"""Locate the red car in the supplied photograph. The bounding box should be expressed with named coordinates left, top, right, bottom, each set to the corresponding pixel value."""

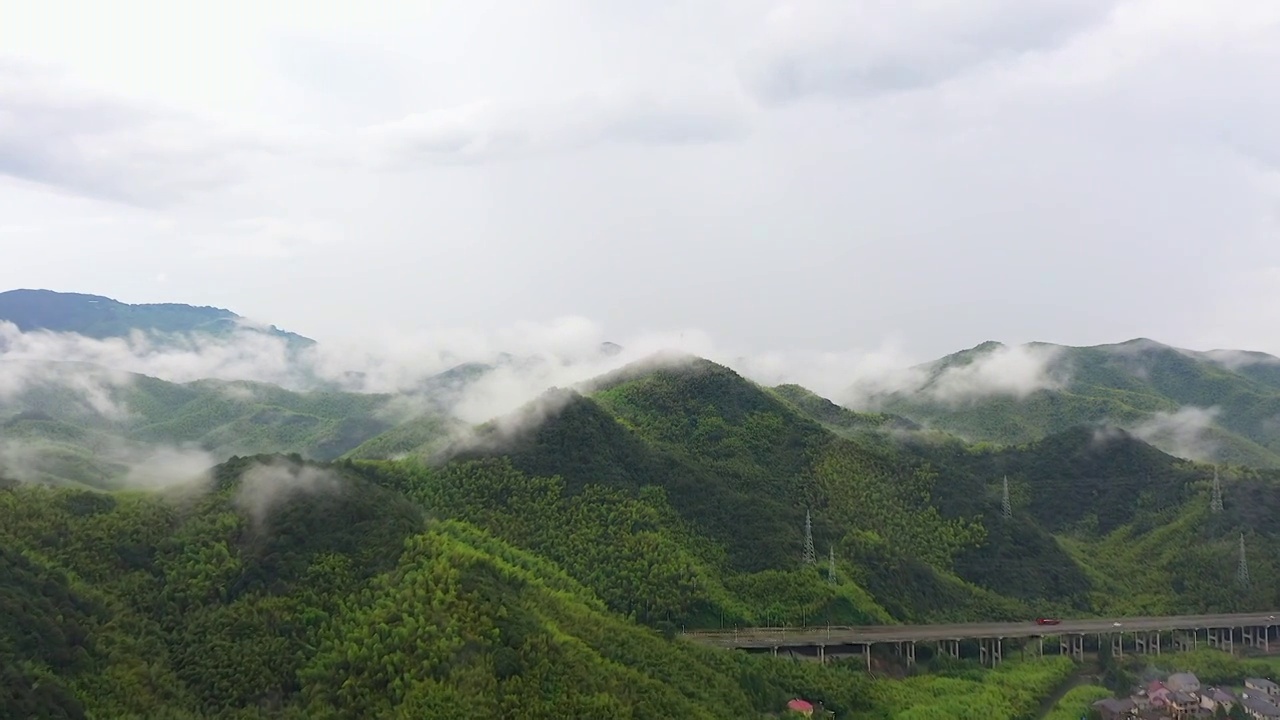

left=1035, top=617, right=1061, bottom=625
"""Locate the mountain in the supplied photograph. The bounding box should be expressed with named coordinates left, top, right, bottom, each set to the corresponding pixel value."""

left=863, top=338, right=1280, bottom=468
left=0, top=289, right=313, bottom=346
left=0, top=360, right=446, bottom=488
left=6, top=350, right=1280, bottom=717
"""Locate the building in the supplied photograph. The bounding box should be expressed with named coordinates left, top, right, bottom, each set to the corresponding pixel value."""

left=1240, top=692, right=1280, bottom=719
left=1168, top=690, right=1198, bottom=718
left=1248, top=679, right=1280, bottom=697
left=786, top=698, right=814, bottom=717
left=1167, top=673, right=1201, bottom=694
left=1092, top=697, right=1136, bottom=719
left=1202, top=687, right=1238, bottom=713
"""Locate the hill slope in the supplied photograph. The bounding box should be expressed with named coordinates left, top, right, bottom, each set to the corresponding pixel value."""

left=0, top=361, right=444, bottom=488
left=864, top=338, right=1280, bottom=468
left=0, top=289, right=313, bottom=346
left=7, top=354, right=1280, bottom=716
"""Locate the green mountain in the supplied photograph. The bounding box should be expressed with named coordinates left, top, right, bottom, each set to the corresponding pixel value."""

left=6, top=352, right=1280, bottom=717
left=864, top=338, right=1280, bottom=468
left=0, top=360, right=447, bottom=488
left=0, top=289, right=313, bottom=346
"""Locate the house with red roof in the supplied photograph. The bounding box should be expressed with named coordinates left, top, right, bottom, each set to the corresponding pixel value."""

left=786, top=698, right=814, bottom=717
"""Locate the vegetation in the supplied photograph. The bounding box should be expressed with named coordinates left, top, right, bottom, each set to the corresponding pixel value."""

left=7, top=345, right=1280, bottom=717
left=876, top=338, right=1280, bottom=468
left=0, top=288, right=312, bottom=345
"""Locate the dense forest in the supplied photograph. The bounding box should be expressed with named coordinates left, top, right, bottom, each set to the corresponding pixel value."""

left=876, top=338, right=1280, bottom=468
left=6, top=352, right=1280, bottom=717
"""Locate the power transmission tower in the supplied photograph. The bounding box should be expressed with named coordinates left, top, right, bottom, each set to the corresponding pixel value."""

left=802, top=509, right=816, bottom=565
left=827, top=546, right=837, bottom=585
left=1238, top=532, right=1250, bottom=588
left=1001, top=476, right=1012, bottom=520
left=1211, top=468, right=1224, bottom=513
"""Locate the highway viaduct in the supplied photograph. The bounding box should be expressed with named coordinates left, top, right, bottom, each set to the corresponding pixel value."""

left=683, top=612, right=1280, bottom=670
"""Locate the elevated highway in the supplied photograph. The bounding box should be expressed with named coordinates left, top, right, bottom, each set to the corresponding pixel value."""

left=683, top=612, right=1280, bottom=667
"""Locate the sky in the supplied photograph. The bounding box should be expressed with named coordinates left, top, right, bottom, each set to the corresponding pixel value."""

left=2, top=0, right=1280, bottom=362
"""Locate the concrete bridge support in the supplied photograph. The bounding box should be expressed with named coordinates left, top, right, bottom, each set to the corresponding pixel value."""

left=1242, top=626, right=1271, bottom=653
left=894, top=641, right=917, bottom=667
left=1109, top=633, right=1124, bottom=659
left=1059, top=634, right=1084, bottom=661
left=1023, top=636, right=1044, bottom=659
left=979, top=637, right=1004, bottom=666
left=937, top=639, right=961, bottom=659
left=1173, top=630, right=1197, bottom=652
left=1206, top=628, right=1235, bottom=654
left=1134, top=631, right=1161, bottom=655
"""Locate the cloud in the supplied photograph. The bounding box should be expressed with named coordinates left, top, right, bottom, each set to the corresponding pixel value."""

left=233, top=461, right=343, bottom=527
left=358, top=88, right=752, bottom=168
left=0, top=357, right=135, bottom=421
left=1127, top=406, right=1222, bottom=462
left=1202, top=349, right=1280, bottom=372
left=0, top=57, right=273, bottom=207
left=120, top=445, right=217, bottom=491
left=0, top=321, right=299, bottom=388
left=739, top=0, right=1119, bottom=105
left=841, top=342, right=1068, bottom=408
left=0, top=435, right=214, bottom=491
left=190, top=217, right=342, bottom=260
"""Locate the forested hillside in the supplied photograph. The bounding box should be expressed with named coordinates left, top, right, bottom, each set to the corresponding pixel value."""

left=6, top=353, right=1280, bottom=717
left=0, top=360, right=459, bottom=489
left=0, top=289, right=311, bottom=345
left=870, top=338, right=1280, bottom=468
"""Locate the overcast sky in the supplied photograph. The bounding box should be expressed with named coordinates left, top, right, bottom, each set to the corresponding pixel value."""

left=2, top=0, right=1279, bottom=361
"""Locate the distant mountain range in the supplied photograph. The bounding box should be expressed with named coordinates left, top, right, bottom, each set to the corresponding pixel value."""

left=861, top=338, right=1280, bottom=468
left=7, top=293, right=1280, bottom=717
left=0, top=288, right=314, bottom=346
left=5, top=289, right=1280, bottom=471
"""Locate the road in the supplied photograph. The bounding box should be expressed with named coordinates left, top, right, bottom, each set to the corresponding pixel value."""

left=683, top=612, right=1280, bottom=648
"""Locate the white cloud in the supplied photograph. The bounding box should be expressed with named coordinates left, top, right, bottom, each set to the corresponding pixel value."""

left=739, top=0, right=1120, bottom=104
left=841, top=342, right=1068, bottom=408
left=233, top=461, right=343, bottom=527
left=1128, top=406, right=1222, bottom=462
left=0, top=57, right=272, bottom=207
left=2, top=0, right=1280, bottom=363
left=358, top=88, right=752, bottom=169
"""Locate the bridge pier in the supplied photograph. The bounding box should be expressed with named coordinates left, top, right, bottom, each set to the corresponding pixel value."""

left=1134, top=631, right=1160, bottom=655
left=936, top=639, right=960, bottom=659
left=1207, top=628, right=1235, bottom=654
left=1173, top=630, right=1197, bottom=652
left=1241, top=625, right=1271, bottom=653
left=979, top=637, right=1004, bottom=666
left=1110, top=633, right=1123, bottom=659
left=894, top=641, right=916, bottom=667
left=1059, top=634, right=1084, bottom=661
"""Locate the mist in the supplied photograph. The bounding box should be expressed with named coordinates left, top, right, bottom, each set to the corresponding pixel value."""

left=1128, top=406, right=1222, bottom=463
left=233, top=461, right=343, bottom=527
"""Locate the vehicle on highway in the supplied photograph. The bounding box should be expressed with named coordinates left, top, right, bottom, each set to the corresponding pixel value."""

left=1035, top=617, right=1061, bottom=625
left=1113, top=622, right=1123, bottom=627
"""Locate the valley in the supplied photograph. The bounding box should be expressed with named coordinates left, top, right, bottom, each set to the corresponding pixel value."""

left=4, top=292, right=1280, bottom=718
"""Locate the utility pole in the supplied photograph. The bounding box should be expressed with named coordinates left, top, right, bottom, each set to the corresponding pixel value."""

left=802, top=509, right=816, bottom=565
left=1238, top=532, right=1250, bottom=589
left=1002, top=476, right=1012, bottom=520
left=828, top=546, right=837, bottom=585
left=1211, top=468, right=1224, bottom=513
